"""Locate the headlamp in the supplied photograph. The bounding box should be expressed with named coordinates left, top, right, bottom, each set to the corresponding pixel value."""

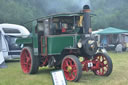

left=77, top=42, right=82, bottom=48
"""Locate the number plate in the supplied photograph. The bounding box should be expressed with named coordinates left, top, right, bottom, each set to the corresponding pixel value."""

left=88, top=62, right=93, bottom=67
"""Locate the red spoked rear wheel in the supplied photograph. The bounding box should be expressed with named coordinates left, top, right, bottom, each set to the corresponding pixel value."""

left=61, top=55, right=82, bottom=82
left=20, top=47, right=39, bottom=74
left=93, top=53, right=113, bottom=76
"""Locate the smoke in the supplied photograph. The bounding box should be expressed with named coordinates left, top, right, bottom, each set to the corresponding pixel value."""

left=39, top=0, right=91, bottom=15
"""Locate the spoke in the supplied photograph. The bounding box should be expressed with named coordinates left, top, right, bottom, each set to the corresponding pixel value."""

left=22, top=62, right=27, bottom=65
left=98, top=56, right=101, bottom=61
left=64, top=70, right=69, bottom=73
left=96, top=68, right=102, bottom=75
left=24, top=51, right=28, bottom=57
left=100, top=56, right=103, bottom=62
left=96, top=70, right=100, bottom=75
left=27, top=57, right=31, bottom=63
left=98, top=69, right=101, bottom=75
left=104, top=67, right=108, bottom=72
left=24, top=64, right=29, bottom=72
left=63, top=67, right=69, bottom=72
left=101, top=59, right=105, bottom=63
left=103, top=63, right=108, bottom=67
left=64, top=71, right=70, bottom=80
left=71, top=64, right=77, bottom=74
left=100, top=68, right=103, bottom=75
left=65, top=60, right=69, bottom=66
left=71, top=66, right=77, bottom=72
left=63, top=63, right=69, bottom=72
left=101, top=67, right=105, bottom=75
left=72, top=64, right=76, bottom=68
left=71, top=73, right=75, bottom=80
left=68, top=59, right=73, bottom=66
left=62, top=65, right=66, bottom=70
left=63, top=61, right=68, bottom=70
left=73, top=69, right=77, bottom=73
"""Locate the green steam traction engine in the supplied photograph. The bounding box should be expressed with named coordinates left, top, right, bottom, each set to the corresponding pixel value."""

left=17, top=5, right=113, bottom=81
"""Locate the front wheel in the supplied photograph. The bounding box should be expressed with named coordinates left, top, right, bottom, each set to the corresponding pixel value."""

left=93, top=53, right=113, bottom=76
left=20, top=47, right=39, bottom=74
left=61, top=55, right=82, bottom=82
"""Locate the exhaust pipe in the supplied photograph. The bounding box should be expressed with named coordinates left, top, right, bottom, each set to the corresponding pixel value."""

left=83, top=5, right=91, bottom=34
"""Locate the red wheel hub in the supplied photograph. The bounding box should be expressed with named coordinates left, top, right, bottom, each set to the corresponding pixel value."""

left=93, top=55, right=109, bottom=76
left=62, top=58, right=77, bottom=81
left=20, top=48, right=32, bottom=73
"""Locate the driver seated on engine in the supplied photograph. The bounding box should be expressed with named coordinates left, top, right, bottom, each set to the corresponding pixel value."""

left=61, top=23, right=68, bottom=33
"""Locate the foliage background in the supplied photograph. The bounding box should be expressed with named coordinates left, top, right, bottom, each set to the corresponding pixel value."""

left=0, top=0, right=127, bottom=30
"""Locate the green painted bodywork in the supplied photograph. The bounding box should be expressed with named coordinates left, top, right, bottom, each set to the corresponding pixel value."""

left=17, top=33, right=81, bottom=56
left=16, top=37, right=32, bottom=44
left=32, top=21, right=39, bottom=55
left=46, top=34, right=81, bottom=55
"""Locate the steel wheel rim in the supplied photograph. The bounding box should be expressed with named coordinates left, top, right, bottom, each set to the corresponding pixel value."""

left=94, top=55, right=109, bottom=75
left=20, top=48, right=32, bottom=73
left=62, top=58, right=77, bottom=81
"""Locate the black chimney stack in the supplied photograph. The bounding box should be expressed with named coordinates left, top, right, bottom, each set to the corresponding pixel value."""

left=83, top=5, right=91, bottom=34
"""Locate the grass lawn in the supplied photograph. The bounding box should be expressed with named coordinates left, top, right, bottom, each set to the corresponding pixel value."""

left=0, top=52, right=128, bottom=85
